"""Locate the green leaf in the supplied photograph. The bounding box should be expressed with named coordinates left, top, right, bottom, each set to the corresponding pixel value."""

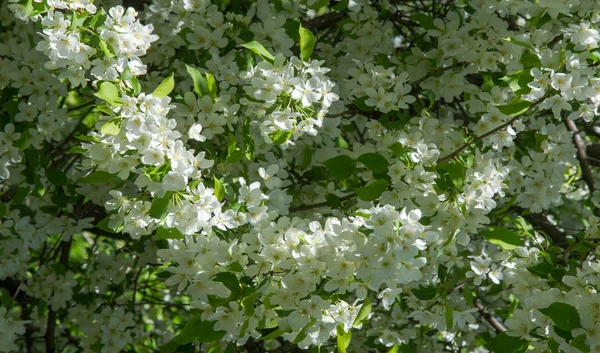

left=243, top=117, right=255, bottom=161
left=70, top=10, right=89, bottom=32
left=152, top=74, right=175, bottom=98
left=94, top=82, right=121, bottom=106
left=96, top=216, right=119, bottom=234
left=436, top=162, right=465, bottom=189
left=47, top=168, right=68, bottom=186
left=211, top=272, right=241, bottom=296
left=412, top=286, right=437, bottom=300
left=175, top=315, right=226, bottom=344
left=300, top=145, right=312, bottom=169
left=87, top=8, right=107, bottom=28
left=487, top=333, right=529, bottom=353
left=67, top=146, right=87, bottom=155
left=539, top=302, right=582, bottom=331
left=149, top=192, right=173, bottom=219
left=386, top=346, right=400, bottom=353
left=206, top=73, right=217, bottom=100
left=155, top=226, right=184, bottom=240
left=445, top=305, right=454, bottom=331
left=269, top=130, right=293, bottom=145
left=306, top=0, right=328, bottom=10
left=214, top=176, right=225, bottom=202
left=120, top=66, right=141, bottom=95
left=413, top=13, right=436, bottom=30
left=158, top=339, right=179, bottom=353
left=259, top=328, right=286, bottom=341
left=353, top=297, right=371, bottom=327
left=497, top=100, right=532, bottom=116
left=571, top=334, right=591, bottom=353
left=299, top=24, right=317, bottom=62
left=100, top=118, right=122, bottom=136
left=336, top=325, right=352, bottom=353
left=226, top=136, right=244, bottom=163
left=241, top=292, right=261, bottom=316
left=186, top=65, right=208, bottom=97
left=324, top=155, right=355, bottom=180
left=240, top=41, right=274, bottom=63
left=337, top=136, right=350, bottom=150
left=332, top=0, right=349, bottom=11
left=527, top=260, right=553, bottom=279
left=357, top=153, right=389, bottom=174
left=80, top=171, right=117, bottom=184
left=481, top=227, right=523, bottom=250
left=354, top=180, right=388, bottom=201
left=353, top=96, right=375, bottom=111
left=389, top=142, right=409, bottom=158
left=462, top=284, right=473, bottom=306
left=325, top=194, right=342, bottom=208
left=503, top=36, right=533, bottom=50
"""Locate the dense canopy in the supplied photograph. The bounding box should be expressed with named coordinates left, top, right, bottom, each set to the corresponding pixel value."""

left=2, top=0, right=600, bottom=352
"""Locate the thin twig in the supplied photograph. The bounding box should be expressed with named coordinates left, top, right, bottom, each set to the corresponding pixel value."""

left=439, top=97, right=546, bottom=162
left=411, top=62, right=469, bottom=87
left=289, top=193, right=356, bottom=213
left=352, top=121, right=366, bottom=144
left=45, top=239, right=72, bottom=353
left=130, top=264, right=145, bottom=316
left=565, top=119, right=596, bottom=193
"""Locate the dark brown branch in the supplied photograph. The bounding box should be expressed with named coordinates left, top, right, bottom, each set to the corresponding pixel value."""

left=45, top=239, right=72, bottom=353
left=524, top=213, right=569, bottom=248
left=289, top=193, right=356, bottom=213
left=473, top=298, right=507, bottom=333
left=565, top=119, right=596, bottom=193
left=303, top=10, right=348, bottom=32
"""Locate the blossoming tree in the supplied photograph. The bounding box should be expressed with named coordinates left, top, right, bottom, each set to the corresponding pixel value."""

left=2, top=0, right=600, bottom=352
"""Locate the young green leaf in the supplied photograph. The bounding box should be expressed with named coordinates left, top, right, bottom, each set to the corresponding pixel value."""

left=240, top=41, right=275, bottom=63
left=186, top=65, right=208, bottom=97
left=299, top=24, right=317, bottom=62
left=206, top=73, right=217, bottom=99
left=353, top=297, right=372, bottom=327
left=100, top=118, right=122, bottom=136
left=152, top=74, right=175, bottom=98
left=213, top=176, right=225, bottom=202
left=94, top=82, right=121, bottom=106
left=336, top=325, right=352, bottom=353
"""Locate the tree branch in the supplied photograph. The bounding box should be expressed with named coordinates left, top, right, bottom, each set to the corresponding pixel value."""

left=524, top=213, right=569, bottom=248
left=473, top=298, right=507, bottom=333
left=45, top=239, right=72, bottom=353
left=565, top=119, right=596, bottom=193
left=303, top=10, right=348, bottom=32
left=289, top=193, right=356, bottom=213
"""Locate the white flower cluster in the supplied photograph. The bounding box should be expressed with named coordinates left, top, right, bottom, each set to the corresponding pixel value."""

left=0, top=307, right=28, bottom=353
left=36, top=5, right=157, bottom=87
left=88, top=91, right=218, bottom=238
left=346, top=61, right=415, bottom=113
left=241, top=54, right=339, bottom=146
